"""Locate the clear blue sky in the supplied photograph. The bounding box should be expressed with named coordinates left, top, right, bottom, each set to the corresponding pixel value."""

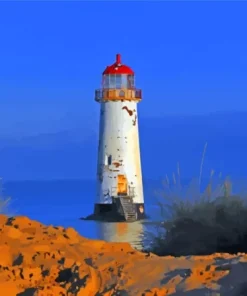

left=0, top=1, right=247, bottom=137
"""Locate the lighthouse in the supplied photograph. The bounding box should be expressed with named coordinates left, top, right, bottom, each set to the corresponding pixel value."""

left=93, top=54, right=145, bottom=222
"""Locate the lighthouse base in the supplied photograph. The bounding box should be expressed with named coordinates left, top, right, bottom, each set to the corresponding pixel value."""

left=81, top=202, right=146, bottom=222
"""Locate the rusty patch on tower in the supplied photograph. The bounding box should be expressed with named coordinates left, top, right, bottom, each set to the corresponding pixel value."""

left=122, top=106, right=133, bottom=116
left=112, top=162, right=121, bottom=168
left=132, top=115, right=137, bottom=126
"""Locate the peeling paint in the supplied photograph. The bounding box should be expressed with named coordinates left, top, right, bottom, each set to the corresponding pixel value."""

left=122, top=106, right=133, bottom=116
left=132, top=115, right=137, bottom=126
left=108, top=169, right=120, bottom=172
left=103, top=190, right=110, bottom=197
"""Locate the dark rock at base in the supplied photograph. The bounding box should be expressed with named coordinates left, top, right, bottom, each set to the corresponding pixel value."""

left=80, top=212, right=150, bottom=222
left=80, top=212, right=125, bottom=222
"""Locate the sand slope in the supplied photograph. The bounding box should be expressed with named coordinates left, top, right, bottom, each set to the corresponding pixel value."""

left=0, top=215, right=247, bottom=296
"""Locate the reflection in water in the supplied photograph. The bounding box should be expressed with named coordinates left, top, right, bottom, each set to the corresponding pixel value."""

left=97, top=221, right=145, bottom=250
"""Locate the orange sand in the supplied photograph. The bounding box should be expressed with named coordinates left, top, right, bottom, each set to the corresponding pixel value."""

left=0, top=214, right=246, bottom=295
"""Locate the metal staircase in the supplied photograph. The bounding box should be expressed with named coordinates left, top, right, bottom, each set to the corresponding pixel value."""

left=110, top=186, right=138, bottom=222
left=119, top=196, right=137, bottom=222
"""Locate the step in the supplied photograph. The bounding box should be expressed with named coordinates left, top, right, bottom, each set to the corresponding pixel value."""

left=126, top=216, right=136, bottom=219
left=124, top=211, right=136, bottom=215
left=121, top=204, right=134, bottom=208
left=126, top=214, right=136, bottom=218
left=121, top=202, right=133, bottom=206
left=121, top=206, right=135, bottom=210
left=122, top=207, right=135, bottom=211
left=125, top=212, right=136, bottom=216
left=121, top=201, right=132, bottom=205
left=122, top=205, right=134, bottom=209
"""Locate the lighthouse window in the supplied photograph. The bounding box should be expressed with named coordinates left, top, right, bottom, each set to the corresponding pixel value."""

left=109, top=75, right=115, bottom=89
left=108, top=155, right=112, bottom=165
left=128, top=75, right=134, bottom=88
left=116, top=75, right=122, bottom=89
left=103, top=75, right=110, bottom=89
left=121, top=75, right=128, bottom=88
left=105, top=154, right=112, bottom=166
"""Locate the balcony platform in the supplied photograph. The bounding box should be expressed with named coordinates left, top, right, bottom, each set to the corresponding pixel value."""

left=95, top=88, right=142, bottom=102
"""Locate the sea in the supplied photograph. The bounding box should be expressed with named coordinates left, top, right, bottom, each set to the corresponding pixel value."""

left=2, top=178, right=247, bottom=250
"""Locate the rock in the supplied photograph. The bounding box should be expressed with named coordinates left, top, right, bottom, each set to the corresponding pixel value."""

left=0, top=214, right=247, bottom=295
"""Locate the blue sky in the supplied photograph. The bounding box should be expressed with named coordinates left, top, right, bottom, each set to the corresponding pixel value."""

left=0, top=1, right=247, bottom=137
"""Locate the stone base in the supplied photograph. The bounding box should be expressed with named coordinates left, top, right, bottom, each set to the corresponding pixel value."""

left=81, top=203, right=146, bottom=222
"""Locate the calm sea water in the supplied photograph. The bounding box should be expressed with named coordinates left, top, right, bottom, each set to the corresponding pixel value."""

left=3, top=179, right=165, bottom=250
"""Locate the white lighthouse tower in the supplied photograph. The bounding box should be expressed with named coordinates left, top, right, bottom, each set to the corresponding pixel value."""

left=94, top=54, right=145, bottom=222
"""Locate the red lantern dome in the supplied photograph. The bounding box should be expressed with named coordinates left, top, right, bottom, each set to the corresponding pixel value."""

left=102, top=54, right=134, bottom=75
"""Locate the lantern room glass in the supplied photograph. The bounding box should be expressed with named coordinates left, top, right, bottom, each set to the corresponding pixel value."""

left=102, top=74, right=135, bottom=89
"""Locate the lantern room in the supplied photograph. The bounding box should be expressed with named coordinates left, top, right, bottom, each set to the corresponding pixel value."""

left=102, top=54, right=135, bottom=89
left=95, top=54, right=142, bottom=102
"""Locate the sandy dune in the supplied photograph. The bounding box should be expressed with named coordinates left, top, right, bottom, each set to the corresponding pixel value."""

left=0, top=214, right=247, bottom=296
